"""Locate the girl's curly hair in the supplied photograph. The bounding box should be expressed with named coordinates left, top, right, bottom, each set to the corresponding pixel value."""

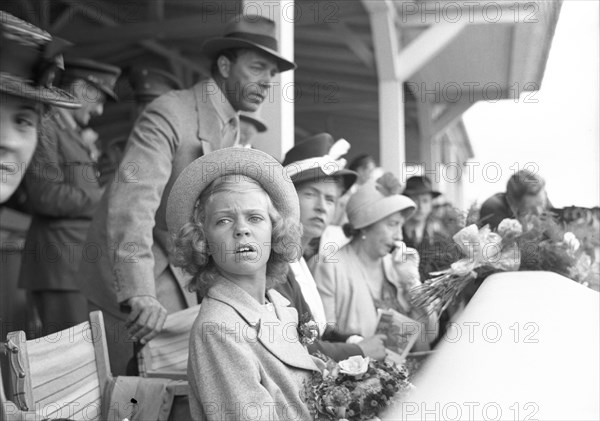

left=172, top=175, right=302, bottom=297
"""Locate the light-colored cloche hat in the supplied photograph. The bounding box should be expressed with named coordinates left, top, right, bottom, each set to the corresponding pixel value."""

left=0, top=11, right=79, bottom=109
left=201, top=14, right=296, bottom=72
left=283, top=133, right=358, bottom=194
left=347, top=173, right=416, bottom=230
left=166, top=148, right=299, bottom=236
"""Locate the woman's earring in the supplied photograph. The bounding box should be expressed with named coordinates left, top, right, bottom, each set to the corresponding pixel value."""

left=361, top=234, right=366, bottom=240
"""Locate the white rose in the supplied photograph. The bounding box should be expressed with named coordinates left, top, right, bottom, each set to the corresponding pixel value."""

left=497, top=219, right=523, bottom=237
left=338, top=356, right=370, bottom=376
left=563, top=232, right=580, bottom=252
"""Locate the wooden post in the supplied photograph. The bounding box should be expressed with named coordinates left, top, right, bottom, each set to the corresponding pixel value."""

left=363, top=0, right=405, bottom=177
left=246, top=0, right=296, bottom=161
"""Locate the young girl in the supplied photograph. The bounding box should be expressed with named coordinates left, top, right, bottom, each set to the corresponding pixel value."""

left=166, top=148, right=322, bottom=421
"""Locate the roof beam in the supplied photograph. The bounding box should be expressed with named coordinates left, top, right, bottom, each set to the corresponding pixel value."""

left=149, top=0, right=165, bottom=21
left=296, top=102, right=377, bottom=113
left=432, top=99, right=475, bottom=139
left=396, top=1, right=546, bottom=27
left=362, top=0, right=406, bottom=177
left=396, top=21, right=467, bottom=82
left=60, top=16, right=223, bottom=45
left=326, top=21, right=375, bottom=70
left=58, top=0, right=207, bottom=77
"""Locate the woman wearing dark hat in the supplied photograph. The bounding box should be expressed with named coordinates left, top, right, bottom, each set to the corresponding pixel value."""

left=167, top=148, right=321, bottom=420
left=312, top=173, right=439, bottom=351
left=0, top=11, right=79, bottom=203
left=281, top=133, right=388, bottom=362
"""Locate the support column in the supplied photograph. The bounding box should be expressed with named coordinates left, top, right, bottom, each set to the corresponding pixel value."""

left=362, top=0, right=405, bottom=178
left=248, top=0, right=295, bottom=161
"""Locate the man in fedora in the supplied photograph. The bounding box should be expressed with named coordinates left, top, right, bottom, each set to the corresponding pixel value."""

left=279, top=133, right=388, bottom=361
left=79, top=13, right=296, bottom=374
left=18, top=58, right=120, bottom=335
left=97, top=66, right=183, bottom=186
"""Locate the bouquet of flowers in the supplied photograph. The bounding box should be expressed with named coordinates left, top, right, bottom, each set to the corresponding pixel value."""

left=303, top=354, right=413, bottom=421
left=412, top=215, right=599, bottom=315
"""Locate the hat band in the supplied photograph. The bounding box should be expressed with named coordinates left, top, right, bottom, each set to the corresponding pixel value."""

left=285, top=138, right=350, bottom=179
left=226, top=32, right=278, bottom=52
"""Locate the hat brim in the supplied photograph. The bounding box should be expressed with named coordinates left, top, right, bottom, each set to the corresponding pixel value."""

left=202, top=38, right=296, bottom=72
left=403, top=187, right=441, bottom=198
left=350, top=195, right=416, bottom=230
left=0, top=76, right=80, bottom=109
left=166, top=148, right=299, bottom=236
left=85, top=80, right=118, bottom=102
left=290, top=167, right=357, bottom=195
left=240, top=117, right=267, bottom=133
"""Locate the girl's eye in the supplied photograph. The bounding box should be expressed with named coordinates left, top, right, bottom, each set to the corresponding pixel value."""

left=15, top=113, right=37, bottom=130
left=249, top=215, right=264, bottom=223
left=216, top=219, right=231, bottom=226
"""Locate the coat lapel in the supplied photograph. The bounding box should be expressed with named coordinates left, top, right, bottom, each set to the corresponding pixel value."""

left=193, top=80, right=226, bottom=144
left=208, top=279, right=320, bottom=373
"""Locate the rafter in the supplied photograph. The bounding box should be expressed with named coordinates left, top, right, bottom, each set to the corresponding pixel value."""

left=62, top=16, right=223, bottom=45
left=58, top=0, right=207, bottom=77
left=326, top=21, right=375, bottom=70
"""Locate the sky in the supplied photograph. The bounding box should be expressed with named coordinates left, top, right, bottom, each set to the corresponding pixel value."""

left=462, top=0, right=600, bottom=209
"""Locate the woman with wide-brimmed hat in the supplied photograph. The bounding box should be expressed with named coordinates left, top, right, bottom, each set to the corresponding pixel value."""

left=0, top=11, right=79, bottom=203
left=167, top=148, right=322, bottom=420
left=312, top=172, right=439, bottom=352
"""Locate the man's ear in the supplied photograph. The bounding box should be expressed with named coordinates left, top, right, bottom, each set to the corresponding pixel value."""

left=217, top=55, right=232, bottom=79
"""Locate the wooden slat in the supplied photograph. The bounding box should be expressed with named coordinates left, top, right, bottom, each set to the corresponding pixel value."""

left=89, top=311, right=111, bottom=398
left=139, top=305, right=199, bottom=378
left=24, top=321, right=102, bottom=420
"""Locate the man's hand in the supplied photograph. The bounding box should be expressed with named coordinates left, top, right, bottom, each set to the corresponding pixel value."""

left=357, top=334, right=388, bottom=360
left=125, top=296, right=167, bottom=344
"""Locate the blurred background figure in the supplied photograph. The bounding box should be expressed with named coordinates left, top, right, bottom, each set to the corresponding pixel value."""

left=239, top=111, right=267, bottom=147
left=97, top=67, right=182, bottom=186
left=479, top=169, right=552, bottom=230
left=402, top=176, right=461, bottom=281
left=331, top=153, right=378, bottom=226
left=349, top=154, right=377, bottom=186
left=18, top=58, right=120, bottom=336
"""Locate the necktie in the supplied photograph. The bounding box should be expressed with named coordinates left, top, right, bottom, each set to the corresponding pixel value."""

left=222, top=117, right=240, bottom=148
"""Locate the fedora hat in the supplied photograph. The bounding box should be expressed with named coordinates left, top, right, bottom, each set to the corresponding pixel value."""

left=283, top=133, right=357, bottom=194
left=0, top=11, right=79, bottom=109
left=63, top=58, right=121, bottom=101
left=128, top=67, right=182, bottom=103
left=402, top=176, right=441, bottom=198
left=347, top=173, right=416, bottom=230
left=240, top=111, right=267, bottom=133
left=201, top=14, right=296, bottom=72
left=167, top=148, right=299, bottom=236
